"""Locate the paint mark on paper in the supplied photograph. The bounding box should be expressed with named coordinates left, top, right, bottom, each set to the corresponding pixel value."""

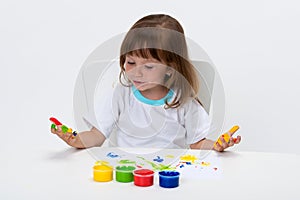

left=201, top=161, right=211, bottom=167
left=106, top=152, right=120, bottom=158
left=165, top=155, right=174, bottom=158
left=180, top=155, right=197, bottom=163
left=153, top=156, right=164, bottom=163
left=137, top=156, right=174, bottom=171
left=118, top=159, right=136, bottom=164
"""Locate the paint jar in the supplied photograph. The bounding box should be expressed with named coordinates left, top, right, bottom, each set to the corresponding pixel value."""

left=158, top=171, right=180, bottom=188
left=115, top=166, right=136, bottom=183
left=133, top=169, right=154, bottom=187
left=93, top=164, right=113, bottom=182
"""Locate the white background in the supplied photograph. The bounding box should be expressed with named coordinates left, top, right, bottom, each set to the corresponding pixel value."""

left=1, top=0, right=299, bottom=154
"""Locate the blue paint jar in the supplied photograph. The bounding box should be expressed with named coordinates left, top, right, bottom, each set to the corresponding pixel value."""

left=158, top=171, right=180, bottom=188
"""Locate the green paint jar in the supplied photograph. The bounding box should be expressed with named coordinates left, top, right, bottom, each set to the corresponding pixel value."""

left=115, top=166, right=136, bottom=183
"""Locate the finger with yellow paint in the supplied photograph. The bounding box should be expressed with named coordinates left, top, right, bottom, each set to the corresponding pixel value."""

left=215, top=125, right=240, bottom=146
left=228, top=125, right=239, bottom=136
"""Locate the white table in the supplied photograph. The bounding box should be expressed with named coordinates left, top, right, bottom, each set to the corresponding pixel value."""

left=1, top=146, right=299, bottom=200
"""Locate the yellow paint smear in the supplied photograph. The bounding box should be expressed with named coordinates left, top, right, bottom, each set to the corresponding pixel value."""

left=180, top=155, right=197, bottom=163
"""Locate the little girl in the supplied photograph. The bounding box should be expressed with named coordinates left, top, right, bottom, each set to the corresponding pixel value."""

left=51, top=14, right=241, bottom=152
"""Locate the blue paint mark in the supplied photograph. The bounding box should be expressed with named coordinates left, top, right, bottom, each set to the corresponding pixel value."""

left=186, top=162, right=192, bottom=165
left=106, top=152, right=119, bottom=158
left=153, top=156, right=164, bottom=163
left=179, top=164, right=184, bottom=168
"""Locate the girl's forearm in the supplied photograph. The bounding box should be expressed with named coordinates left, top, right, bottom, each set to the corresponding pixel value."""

left=190, top=138, right=215, bottom=150
left=72, top=128, right=106, bottom=149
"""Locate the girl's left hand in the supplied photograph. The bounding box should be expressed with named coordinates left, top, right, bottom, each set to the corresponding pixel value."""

left=213, top=134, right=241, bottom=152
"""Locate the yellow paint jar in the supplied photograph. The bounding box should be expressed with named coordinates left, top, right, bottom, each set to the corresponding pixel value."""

left=93, top=164, right=113, bottom=182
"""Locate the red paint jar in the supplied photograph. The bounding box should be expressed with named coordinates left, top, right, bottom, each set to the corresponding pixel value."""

left=133, top=169, right=154, bottom=187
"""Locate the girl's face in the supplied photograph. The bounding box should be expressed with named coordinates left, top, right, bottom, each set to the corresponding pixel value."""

left=124, top=55, right=170, bottom=93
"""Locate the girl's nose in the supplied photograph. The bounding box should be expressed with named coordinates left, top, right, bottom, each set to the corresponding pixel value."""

left=134, top=65, right=143, bottom=77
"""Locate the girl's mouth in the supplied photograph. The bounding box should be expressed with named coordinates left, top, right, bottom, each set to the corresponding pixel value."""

left=133, top=80, right=145, bottom=85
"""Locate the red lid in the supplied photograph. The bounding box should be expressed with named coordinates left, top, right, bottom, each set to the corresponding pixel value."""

left=134, top=169, right=154, bottom=176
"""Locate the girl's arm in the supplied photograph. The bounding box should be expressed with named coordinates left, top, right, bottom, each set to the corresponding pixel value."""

left=190, top=138, right=215, bottom=150
left=191, top=125, right=241, bottom=151
left=51, top=126, right=106, bottom=149
left=190, top=136, right=241, bottom=152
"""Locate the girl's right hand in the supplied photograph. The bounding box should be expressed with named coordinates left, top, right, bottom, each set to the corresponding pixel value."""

left=51, top=125, right=77, bottom=147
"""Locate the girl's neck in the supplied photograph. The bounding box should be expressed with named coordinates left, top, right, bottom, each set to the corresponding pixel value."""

left=139, top=86, right=169, bottom=100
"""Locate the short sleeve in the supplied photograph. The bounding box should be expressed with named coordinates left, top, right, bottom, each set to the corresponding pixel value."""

left=83, top=84, right=123, bottom=138
left=184, top=99, right=211, bottom=144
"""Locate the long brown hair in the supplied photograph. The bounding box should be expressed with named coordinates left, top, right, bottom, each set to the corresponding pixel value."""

left=119, top=14, right=200, bottom=108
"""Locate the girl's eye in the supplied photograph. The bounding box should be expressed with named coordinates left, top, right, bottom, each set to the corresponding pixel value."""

left=127, top=61, right=135, bottom=65
left=144, top=65, right=153, bottom=69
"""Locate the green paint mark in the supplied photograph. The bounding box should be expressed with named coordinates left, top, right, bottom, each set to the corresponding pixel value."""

left=137, top=156, right=175, bottom=171
left=61, top=125, right=69, bottom=133
left=118, top=159, right=136, bottom=164
left=165, top=155, right=175, bottom=158
left=51, top=124, right=56, bottom=130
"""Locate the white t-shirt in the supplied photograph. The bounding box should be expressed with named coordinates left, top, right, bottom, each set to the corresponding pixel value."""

left=85, top=83, right=210, bottom=149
